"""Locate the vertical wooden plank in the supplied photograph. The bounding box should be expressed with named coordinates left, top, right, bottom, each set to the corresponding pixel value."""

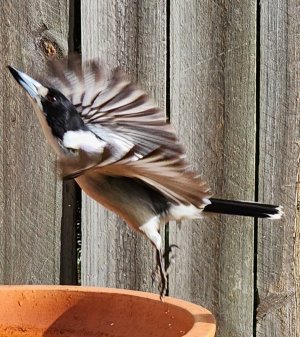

left=257, top=0, right=300, bottom=335
left=0, top=1, right=69, bottom=284
left=81, top=1, right=166, bottom=292
left=296, top=167, right=300, bottom=337
left=60, top=181, right=79, bottom=285
left=60, top=0, right=81, bottom=286
left=169, top=1, right=256, bottom=336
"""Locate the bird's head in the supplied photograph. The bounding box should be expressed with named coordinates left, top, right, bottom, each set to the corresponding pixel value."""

left=8, top=65, right=59, bottom=109
left=8, top=65, right=105, bottom=156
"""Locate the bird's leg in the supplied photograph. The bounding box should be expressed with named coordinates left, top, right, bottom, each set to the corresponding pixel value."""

left=151, top=245, right=180, bottom=298
left=151, top=257, right=160, bottom=284
left=155, top=248, right=168, bottom=299
left=140, top=217, right=176, bottom=298
left=150, top=246, right=167, bottom=293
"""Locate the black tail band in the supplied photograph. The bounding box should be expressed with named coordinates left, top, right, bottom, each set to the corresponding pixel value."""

left=203, top=198, right=283, bottom=219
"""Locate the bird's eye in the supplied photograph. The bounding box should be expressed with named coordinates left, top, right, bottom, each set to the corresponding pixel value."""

left=47, top=93, right=57, bottom=103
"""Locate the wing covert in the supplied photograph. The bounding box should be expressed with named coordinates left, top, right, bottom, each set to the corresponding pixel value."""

left=46, top=56, right=211, bottom=207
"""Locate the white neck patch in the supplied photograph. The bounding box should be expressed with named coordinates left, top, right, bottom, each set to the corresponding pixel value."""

left=63, top=130, right=106, bottom=154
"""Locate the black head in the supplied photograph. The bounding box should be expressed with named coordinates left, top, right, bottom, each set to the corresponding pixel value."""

left=8, top=65, right=86, bottom=140
left=40, top=87, right=86, bottom=139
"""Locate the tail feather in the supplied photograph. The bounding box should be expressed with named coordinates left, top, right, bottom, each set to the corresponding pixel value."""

left=204, top=198, right=283, bottom=219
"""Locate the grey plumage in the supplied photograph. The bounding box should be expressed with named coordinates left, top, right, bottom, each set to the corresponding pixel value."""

left=8, top=57, right=283, bottom=297
left=46, top=57, right=211, bottom=209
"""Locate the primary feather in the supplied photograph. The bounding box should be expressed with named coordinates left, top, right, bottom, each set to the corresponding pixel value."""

left=8, top=58, right=283, bottom=298
left=46, top=57, right=211, bottom=208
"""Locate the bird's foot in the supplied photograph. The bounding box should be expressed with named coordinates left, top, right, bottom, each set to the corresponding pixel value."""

left=151, top=249, right=167, bottom=298
left=151, top=244, right=180, bottom=300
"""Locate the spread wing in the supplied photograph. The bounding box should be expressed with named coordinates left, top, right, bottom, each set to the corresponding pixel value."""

left=47, top=56, right=211, bottom=207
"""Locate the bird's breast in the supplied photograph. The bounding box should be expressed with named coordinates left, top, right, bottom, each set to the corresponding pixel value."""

left=75, top=173, right=168, bottom=232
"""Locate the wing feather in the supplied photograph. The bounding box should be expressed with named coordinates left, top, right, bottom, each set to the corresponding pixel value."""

left=47, top=56, right=211, bottom=206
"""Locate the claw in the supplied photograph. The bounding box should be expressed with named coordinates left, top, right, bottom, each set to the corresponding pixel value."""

left=163, top=244, right=180, bottom=258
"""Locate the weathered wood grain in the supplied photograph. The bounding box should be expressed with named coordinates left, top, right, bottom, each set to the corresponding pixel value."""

left=0, top=0, right=69, bottom=284
left=80, top=0, right=166, bottom=292
left=257, top=1, right=300, bottom=336
left=169, top=1, right=256, bottom=336
left=1, top=2, right=297, bottom=335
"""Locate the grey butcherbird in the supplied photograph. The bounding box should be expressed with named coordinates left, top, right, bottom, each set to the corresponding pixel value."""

left=8, top=58, right=283, bottom=297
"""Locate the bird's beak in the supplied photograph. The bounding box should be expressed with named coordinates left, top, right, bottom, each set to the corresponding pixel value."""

left=8, top=66, right=48, bottom=101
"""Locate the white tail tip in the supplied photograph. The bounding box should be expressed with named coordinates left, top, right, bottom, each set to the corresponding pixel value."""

left=268, top=206, right=284, bottom=219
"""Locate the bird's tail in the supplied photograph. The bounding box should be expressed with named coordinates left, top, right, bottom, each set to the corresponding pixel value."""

left=203, top=198, right=283, bottom=219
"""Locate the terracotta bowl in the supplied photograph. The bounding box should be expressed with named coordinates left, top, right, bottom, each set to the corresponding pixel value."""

left=0, top=286, right=215, bottom=337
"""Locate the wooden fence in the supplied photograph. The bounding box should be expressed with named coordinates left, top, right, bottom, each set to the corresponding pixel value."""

left=0, top=1, right=299, bottom=336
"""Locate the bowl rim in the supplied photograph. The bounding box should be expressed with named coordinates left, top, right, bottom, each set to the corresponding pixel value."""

left=0, top=285, right=216, bottom=337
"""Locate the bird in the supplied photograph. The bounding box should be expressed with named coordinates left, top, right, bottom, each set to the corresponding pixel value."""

left=8, top=57, right=283, bottom=297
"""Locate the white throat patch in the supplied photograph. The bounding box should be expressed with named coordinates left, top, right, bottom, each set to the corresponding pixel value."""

left=63, top=130, right=106, bottom=154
